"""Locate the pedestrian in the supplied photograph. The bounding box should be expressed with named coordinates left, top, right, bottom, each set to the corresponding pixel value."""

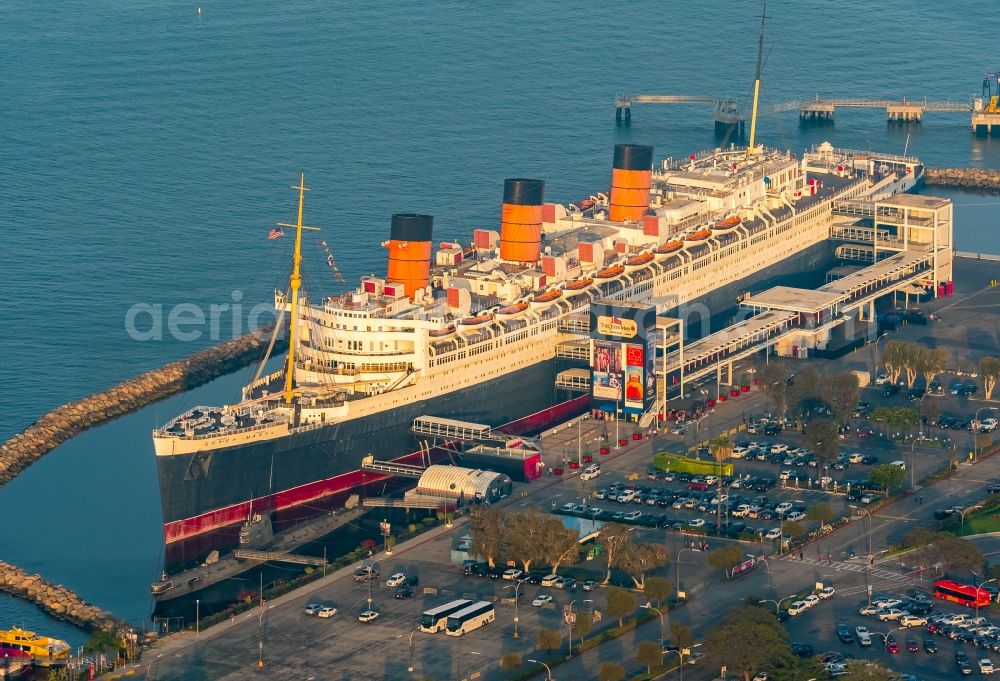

left=919, top=495, right=923, bottom=504
left=827, top=551, right=832, bottom=564
left=817, top=547, right=822, bottom=560
left=799, top=549, right=804, bottom=561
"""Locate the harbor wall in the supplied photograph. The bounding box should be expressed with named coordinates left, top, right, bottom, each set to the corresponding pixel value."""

left=924, top=167, right=1000, bottom=191
left=0, top=326, right=285, bottom=489
left=0, top=560, right=127, bottom=632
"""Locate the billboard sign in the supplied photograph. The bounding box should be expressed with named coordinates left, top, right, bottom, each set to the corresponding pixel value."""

left=624, top=343, right=644, bottom=409
left=592, top=340, right=622, bottom=401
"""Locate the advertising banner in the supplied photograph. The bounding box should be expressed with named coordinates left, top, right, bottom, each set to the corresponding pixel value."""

left=624, top=344, right=644, bottom=409
left=592, top=340, right=622, bottom=401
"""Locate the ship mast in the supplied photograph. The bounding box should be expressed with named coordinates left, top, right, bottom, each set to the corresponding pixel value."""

left=746, top=3, right=767, bottom=158
left=278, top=174, right=320, bottom=404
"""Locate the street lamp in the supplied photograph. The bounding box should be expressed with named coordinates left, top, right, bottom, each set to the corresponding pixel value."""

left=567, top=599, right=592, bottom=656
left=407, top=626, right=419, bottom=673
left=196, top=599, right=200, bottom=638
left=676, top=547, right=695, bottom=599
left=976, top=578, right=997, bottom=621
left=640, top=603, right=665, bottom=651
left=528, top=658, right=553, bottom=681
left=758, top=594, right=797, bottom=616
left=974, top=407, right=998, bottom=461
left=871, top=332, right=889, bottom=376
left=850, top=504, right=874, bottom=604
left=872, top=627, right=905, bottom=653
left=504, top=579, right=527, bottom=639
left=663, top=643, right=702, bottom=681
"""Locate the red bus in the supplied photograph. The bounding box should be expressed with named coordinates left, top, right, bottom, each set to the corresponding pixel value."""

left=933, top=579, right=992, bottom=608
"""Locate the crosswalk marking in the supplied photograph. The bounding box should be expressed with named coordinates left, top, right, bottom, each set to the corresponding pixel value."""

left=792, top=557, right=915, bottom=582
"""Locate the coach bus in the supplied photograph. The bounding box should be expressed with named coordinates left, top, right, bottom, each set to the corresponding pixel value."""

left=419, top=599, right=473, bottom=633
left=933, top=579, right=992, bottom=608
left=445, top=601, right=495, bottom=637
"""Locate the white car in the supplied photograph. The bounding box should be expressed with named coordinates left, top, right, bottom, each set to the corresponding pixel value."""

left=848, top=452, right=864, bottom=463
left=317, top=606, right=338, bottom=618
left=856, top=626, right=872, bottom=646
left=541, top=574, right=561, bottom=587
left=731, top=505, right=751, bottom=518
left=385, top=573, right=407, bottom=588
left=771, top=443, right=789, bottom=454
left=304, top=603, right=323, bottom=615
left=502, top=568, right=524, bottom=581
left=877, top=608, right=906, bottom=621
left=775, top=501, right=793, bottom=514
left=899, top=614, right=927, bottom=627
left=981, top=418, right=998, bottom=433
left=980, top=658, right=995, bottom=675
left=764, top=528, right=782, bottom=540
left=787, top=601, right=808, bottom=616
left=874, top=597, right=903, bottom=609
left=358, top=610, right=380, bottom=623
left=688, top=518, right=705, bottom=528
left=786, top=511, right=806, bottom=522
left=704, top=475, right=719, bottom=485
left=802, top=595, right=820, bottom=608
left=943, top=613, right=969, bottom=625
left=859, top=605, right=879, bottom=616
left=580, top=469, right=601, bottom=481
left=818, top=587, right=836, bottom=599
left=532, top=594, right=553, bottom=607
left=778, top=470, right=792, bottom=481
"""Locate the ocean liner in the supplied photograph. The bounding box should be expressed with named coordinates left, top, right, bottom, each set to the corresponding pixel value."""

left=152, top=139, right=923, bottom=564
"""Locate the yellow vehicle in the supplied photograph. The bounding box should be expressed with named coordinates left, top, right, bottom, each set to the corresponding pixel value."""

left=0, top=627, right=71, bottom=665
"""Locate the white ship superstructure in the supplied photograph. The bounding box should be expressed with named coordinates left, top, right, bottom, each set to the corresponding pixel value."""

left=154, top=142, right=923, bottom=458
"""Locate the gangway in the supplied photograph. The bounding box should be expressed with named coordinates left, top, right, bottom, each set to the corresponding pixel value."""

left=234, top=549, right=326, bottom=567
left=360, top=454, right=426, bottom=478
left=412, top=416, right=492, bottom=441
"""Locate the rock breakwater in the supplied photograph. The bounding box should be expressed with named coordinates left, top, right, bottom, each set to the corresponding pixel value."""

left=0, top=560, right=125, bottom=631
left=925, top=167, right=1000, bottom=191
left=0, top=326, right=285, bottom=488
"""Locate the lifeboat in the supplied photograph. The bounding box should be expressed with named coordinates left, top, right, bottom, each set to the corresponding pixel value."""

left=712, top=216, right=742, bottom=231
left=578, top=198, right=595, bottom=209
left=458, top=314, right=494, bottom=330
left=428, top=326, right=456, bottom=339
left=594, top=265, right=625, bottom=279
left=530, top=289, right=562, bottom=308
left=495, top=302, right=529, bottom=318
left=562, top=278, right=594, bottom=295
left=684, top=229, right=712, bottom=242
left=654, top=240, right=684, bottom=260
left=624, top=252, right=655, bottom=271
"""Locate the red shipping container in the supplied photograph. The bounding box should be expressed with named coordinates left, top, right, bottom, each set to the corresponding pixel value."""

left=473, top=229, right=492, bottom=249
left=579, top=242, right=594, bottom=263
left=643, top=215, right=660, bottom=236
left=615, top=241, right=627, bottom=254
left=541, top=203, right=556, bottom=223
left=541, top=256, right=556, bottom=276
left=447, top=287, right=460, bottom=307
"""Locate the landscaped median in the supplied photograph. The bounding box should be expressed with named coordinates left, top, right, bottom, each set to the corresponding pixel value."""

left=652, top=453, right=733, bottom=477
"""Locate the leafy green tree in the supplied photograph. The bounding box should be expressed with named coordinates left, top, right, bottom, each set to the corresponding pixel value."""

left=574, top=609, right=593, bottom=645
left=917, top=533, right=984, bottom=575
left=905, top=344, right=928, bottom=388
left=538, top=513, right=582, bottom=574
left=537, top=627, right=562, bottom=653
left=870, top=464, right=905, bottom=496
left=637, top=640, right=664, bottom=673
left=84, top=629, right=122, bottom=657
left=618, top=543, right=669, bottom=589
left=981, top=357, right=1000, bottom=400
left=782, top=520, right=805, bottom=538
left=801, top=417, right=839, bottom=479
left=505, top=508, right=551, bottom=573
left=922, top=346, right=948, bottom=386
left=670, top=622, right=694, bottom=649
left=468, top=506, right=506, bottom=567
left=805, top=503, right=833, bottom=529
left=710, top=434, right=733, bottom=531
left=606, top=586, right=637, bottom=628
left=705, top=606, right=792, bottom=681
left=644, top=576, right=672, bottom=607
left=598, top=523, right=634, bottom=584
left=708, top=545, right=744, bottom=575
left=789, top=367, right=822, bottom=419
left=759, top=364, right=789, bottom=417
left=827, top=372, right=861, bottom=424
left=882, top=341, right=907, bottom=384
left=500, top=653, right=522, bottom=669
left=598, top=661, right=626, bottom=681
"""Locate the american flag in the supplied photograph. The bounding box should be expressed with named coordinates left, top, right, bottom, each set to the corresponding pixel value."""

left=267, top=228, right=285, bottom=240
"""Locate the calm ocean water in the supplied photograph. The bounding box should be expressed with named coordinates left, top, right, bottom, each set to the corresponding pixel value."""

left=1, top=0, right=999, bottom=640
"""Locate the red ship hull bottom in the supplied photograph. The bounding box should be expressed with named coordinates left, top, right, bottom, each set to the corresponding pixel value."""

left=163, top=395, right=589, bottom=545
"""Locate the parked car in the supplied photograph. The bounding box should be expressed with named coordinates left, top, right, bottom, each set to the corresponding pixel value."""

left=886, top=635, right=900, bottom=654
left=836, top=624, right=854, bottom=644
left=856, top=626, right=873, bottom=646
left=385, top=573, right=407, bottom=588
left=304, top=603, right=323, bottom=615
left=532, top=594, right=553, bottom=607
left=317, top=606, right=338, bottom=618
left=394, top=586, right=413, bottom=599
left=818, top=587, right=836, bottom=599
left=924, top=638, right=938, bottom=653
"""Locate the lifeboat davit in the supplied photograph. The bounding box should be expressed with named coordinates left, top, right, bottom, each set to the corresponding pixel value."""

left=428, top=326, right=456, bottom=339
left=530, top=289, right=562, bottom=308
left=458, top=314, right=494, bottom=330
left=712, top=216, right=742, bottom=231
left=594, top=265, right=625, bottom=279
left=624, top=252, right=655, bottom=271
left=563, top=278, right=594, bottom=295
left=495, top=302, right=529, bottom=318
left=684, top=229, right=712, bottom=242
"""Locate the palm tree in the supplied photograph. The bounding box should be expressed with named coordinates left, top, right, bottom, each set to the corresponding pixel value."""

left=710, top=434, right=733, bottom=533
